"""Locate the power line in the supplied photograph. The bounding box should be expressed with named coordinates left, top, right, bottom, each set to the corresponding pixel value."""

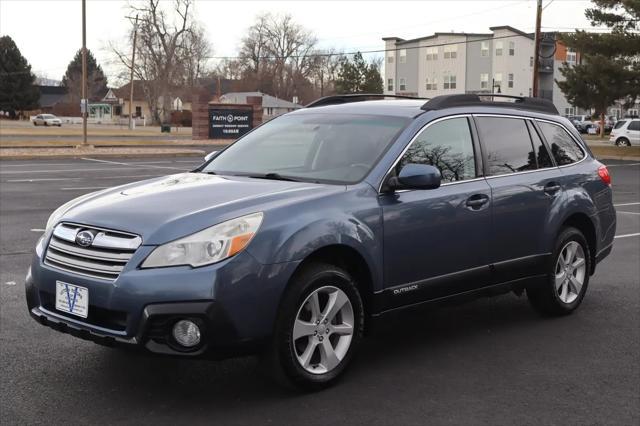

left=204, top=33, right=541, bottom=61
left=311, top=0, right=529, bottom=43
left=0, top=32, right=553, bottom=76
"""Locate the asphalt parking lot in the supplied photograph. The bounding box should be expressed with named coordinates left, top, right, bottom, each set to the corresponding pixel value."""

left=0, top=156, right=638, bottom=425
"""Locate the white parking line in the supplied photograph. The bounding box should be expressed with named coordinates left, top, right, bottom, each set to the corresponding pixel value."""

left=617, top=211, right=640, bottom=215
left=30, top=228, right=45, bottom=232
left=81, top=157, right=185, bottom=170
left=0, top=162, right=83, bottom=168
left=61, top=186, right=109, bottom=191
left=6, top=178, right=81, bottom=182
left=0, top=167, right=162, bottom=174
left=614, top=202, right=640, bottom=207
left=614, top=232, right=640, bottom=239
left=6, top=173, right=164, bottom=183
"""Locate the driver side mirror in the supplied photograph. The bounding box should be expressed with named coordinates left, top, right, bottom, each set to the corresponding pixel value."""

left=204, top=150, right=219, bottom=162
left=387, top=163, right=442, bottom=191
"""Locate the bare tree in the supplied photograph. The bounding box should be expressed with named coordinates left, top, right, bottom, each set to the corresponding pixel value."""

left=178, top=23, right=212, bottom=87
left=311, top=49, right=342, bottom=97
left=110, top=0, right=212, bottom=123
left=235, top=13, right=317, bottom=101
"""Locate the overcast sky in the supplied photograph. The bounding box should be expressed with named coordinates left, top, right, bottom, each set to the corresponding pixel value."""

left=1, top=0, right=595, bottom=85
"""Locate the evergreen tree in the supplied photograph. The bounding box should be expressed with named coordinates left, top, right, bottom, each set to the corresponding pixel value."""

left=0, top=36, right=39, bottom=117
left=557, top=0, right=640, bottom=137
left=61, top=49, right=108, bottom=102
left=335, top=52, right=383, bottom=94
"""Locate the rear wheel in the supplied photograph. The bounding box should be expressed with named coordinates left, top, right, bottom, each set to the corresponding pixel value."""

left=616, top=138, right=631, bottom=147
left=265, top=262, right=365, bottom=390
left=527, top=227, right=591, bottom=316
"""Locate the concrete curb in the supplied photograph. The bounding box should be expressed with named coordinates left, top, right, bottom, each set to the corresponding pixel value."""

left=595, top=155, right=640, bottom=162
left=0, top=149, right=205, bottom=160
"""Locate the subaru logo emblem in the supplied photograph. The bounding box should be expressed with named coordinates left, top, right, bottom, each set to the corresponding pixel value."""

left=75, top=230, right=94, bottom=247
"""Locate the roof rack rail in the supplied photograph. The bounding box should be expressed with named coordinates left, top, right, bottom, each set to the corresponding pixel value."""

left=306, top=93, right=427, bottom=108
left=421, top=94, right=559, bottom=115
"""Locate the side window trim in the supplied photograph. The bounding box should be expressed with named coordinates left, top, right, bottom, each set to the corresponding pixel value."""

left=472, top=114, right=575, bottom=178
left=378, top=114, right=481, bottom=193
left=534, top=118, right=588, bottom=168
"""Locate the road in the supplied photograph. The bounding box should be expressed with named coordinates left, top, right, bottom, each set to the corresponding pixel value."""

left=1, top=157, right=638, bottom=425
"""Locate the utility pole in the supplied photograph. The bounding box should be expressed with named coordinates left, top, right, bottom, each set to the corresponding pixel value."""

left=128, top=14, right=139, bottom=130
left=532, top=0, right=543, bottom=97
left=81, top=0, right=88, bottom=146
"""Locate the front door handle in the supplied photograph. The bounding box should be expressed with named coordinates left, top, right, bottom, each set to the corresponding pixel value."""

left=544, top=182, right=561, bottom=195
left=466, top=194, right=490, bottom=209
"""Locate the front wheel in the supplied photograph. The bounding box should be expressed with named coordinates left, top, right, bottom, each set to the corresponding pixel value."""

left=527, top=227, right=591, bottom=316
left=265, top=262, right=365, bottom=390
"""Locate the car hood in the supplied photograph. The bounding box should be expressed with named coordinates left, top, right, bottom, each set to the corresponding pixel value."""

left=59, top=172, right=342, bottom=245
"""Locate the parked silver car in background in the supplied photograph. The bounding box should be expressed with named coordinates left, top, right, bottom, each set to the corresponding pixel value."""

left=609, top=118, right=640, bottom=146
left=32, top=114, right=62, bottom=126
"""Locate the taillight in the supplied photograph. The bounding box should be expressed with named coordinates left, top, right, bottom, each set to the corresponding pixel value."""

left=598, top=165, right=611, bottom=186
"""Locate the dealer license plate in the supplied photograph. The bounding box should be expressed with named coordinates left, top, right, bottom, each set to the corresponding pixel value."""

left=55, top=281, right=89, bottom=318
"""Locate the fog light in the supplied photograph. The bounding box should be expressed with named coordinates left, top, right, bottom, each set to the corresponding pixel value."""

left=172, top=319, right=201, bottom=348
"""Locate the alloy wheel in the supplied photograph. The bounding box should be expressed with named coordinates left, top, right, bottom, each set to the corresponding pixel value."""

left=554, top=241, right=587, bottom=304
left=292, top=285, right=354, bottom=375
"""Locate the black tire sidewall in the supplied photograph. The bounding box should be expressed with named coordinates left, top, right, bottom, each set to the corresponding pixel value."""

left=548, top=227, right=591, bottom=312
left=274, top=263, right=365, bottom=389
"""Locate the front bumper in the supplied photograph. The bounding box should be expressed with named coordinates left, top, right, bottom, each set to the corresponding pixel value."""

left=26, top=242, right=300, bottom=357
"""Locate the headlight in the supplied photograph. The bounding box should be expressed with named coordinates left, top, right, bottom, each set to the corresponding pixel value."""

left=141, top=212, right=263, bottom=268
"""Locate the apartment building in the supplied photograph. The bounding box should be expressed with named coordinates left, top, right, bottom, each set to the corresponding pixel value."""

left=383, top=26, right=593, bottom=117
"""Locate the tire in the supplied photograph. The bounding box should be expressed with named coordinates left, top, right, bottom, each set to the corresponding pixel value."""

left=264, top=262, right=365, bottom=390
left=33, top=121, right=37, bottom=126
left=616, top=138, right=631, bottom=147
left=527, top=227, right=591, bottom=316
left=44, top=122, right=48, bottom=126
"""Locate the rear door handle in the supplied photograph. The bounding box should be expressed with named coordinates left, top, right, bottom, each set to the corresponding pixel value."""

left=466, top=194, right=490, bottom=209
left=544, top=182, right=561, bottom=194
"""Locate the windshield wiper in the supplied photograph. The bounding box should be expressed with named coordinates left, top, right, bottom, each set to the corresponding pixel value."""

left=247, top=172, right=300, bottom=182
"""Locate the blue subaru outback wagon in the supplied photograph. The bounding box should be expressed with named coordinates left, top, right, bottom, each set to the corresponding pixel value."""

left=26, top=94, right=616, bottom=389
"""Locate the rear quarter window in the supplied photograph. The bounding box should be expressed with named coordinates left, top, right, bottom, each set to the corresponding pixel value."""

left=537, top=121, right=585, bottom=165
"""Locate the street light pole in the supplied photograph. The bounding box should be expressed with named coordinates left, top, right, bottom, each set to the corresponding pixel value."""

left=532, top=0, right=543, bottom=97
left=81, top=0, right=87, bottom=146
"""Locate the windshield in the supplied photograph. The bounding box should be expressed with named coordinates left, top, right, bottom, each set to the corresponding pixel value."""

left=202, top=113, right=409, bottom=184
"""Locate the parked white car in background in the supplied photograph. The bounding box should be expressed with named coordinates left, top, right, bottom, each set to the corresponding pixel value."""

left=32, top=114, right=62, bottom=126
left=609, top=118, right=640, bottom=146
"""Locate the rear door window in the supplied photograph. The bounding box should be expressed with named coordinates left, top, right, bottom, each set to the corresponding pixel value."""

left=396, top=117, right=476, bottom=183
left=475, top=117, right=537, bottom=176
left=629, top=121, right=640, bottom=131
left=526, top=121, right=554, bottom=168
left=613, top=120, right=627, bottom=130
left=537, top=121, right=585, bottom=165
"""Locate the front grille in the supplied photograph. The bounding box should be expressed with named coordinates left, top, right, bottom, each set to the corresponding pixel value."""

left=45, top=223, right=142, bottom=281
